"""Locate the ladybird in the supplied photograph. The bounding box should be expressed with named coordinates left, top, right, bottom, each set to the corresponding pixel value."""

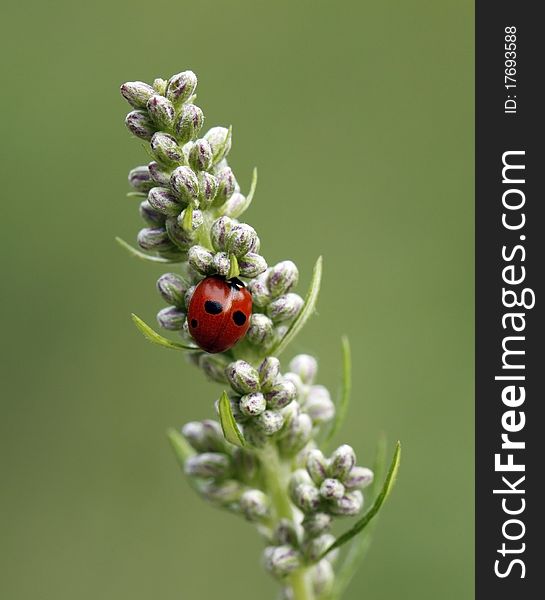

left=187, top=276, right=252, bottom=353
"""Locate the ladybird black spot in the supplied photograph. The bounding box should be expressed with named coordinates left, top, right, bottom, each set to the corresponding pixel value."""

left=233, top=310, right=247, bottom=326
left=191, top=318, right=198, bottom=328
left=204, top=300, right=223, bottom=315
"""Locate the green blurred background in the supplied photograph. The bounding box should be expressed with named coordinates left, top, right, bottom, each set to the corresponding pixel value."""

left=1, top=1, right=474, bottom=598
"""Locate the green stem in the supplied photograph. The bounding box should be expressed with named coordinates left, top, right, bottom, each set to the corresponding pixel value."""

left=258, top=443, right=315, bottom=600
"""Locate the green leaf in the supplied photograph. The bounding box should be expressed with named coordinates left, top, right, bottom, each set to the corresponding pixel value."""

left=131, top=313, right=197, bottom=351
left=324, top=336, right=351, bottom=445
left=269, top=256, right=323, bottom=357
left=213, top=124, right=232, bottom=164
left=228, top=254, right=240, bottom=279
left=167, top=428, right=195, bottom=469
left=181, top=205, right=193, bottom=232
left=126, top=191, right=147, bottom=198
left=116, top=237, right=181, bottom=264
left=218, top=390, right=246, bottom=447
left=228, top=167, right=258, bottom=218
left=319, top=441, right=401, bottom=559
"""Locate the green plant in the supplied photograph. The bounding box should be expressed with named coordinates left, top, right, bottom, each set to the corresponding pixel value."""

left=118, top=70, right=400, bottom=600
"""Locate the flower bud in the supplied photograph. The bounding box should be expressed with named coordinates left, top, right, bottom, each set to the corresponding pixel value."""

left=329, top=445, right=356, bottom=481
left=268, top=261, right=299, bottom=298
left=199, top=354, right=229, bottom=384
left=156, top=306, right=185, bottom=330
left=291, top=483, right=320, bottom=513
left=188, top=245, right=214, bottom=275
left=184, top=285, right=196, bottom=308
left=139, top=200, right=166, bottom=227
left=167, top=70, right=197, bottom=106
left=267, top=293, right=304, bottom=323
left=215, top=166, right=236, bottom=203
left=197, top=171, right=218, bottom=207
left=165, top=217, right=193, bottom=250
left=305, top=534, right=336, bottom=563
left=212, top=252, right=230, bottom=277
left=156, top=273, right=187, bottom=307
left=204, top=126, right=232, bottom=164
left=344, top=466, right=374, bottom=490
left=289, top=354, right=318, bottom=385
left=210, top=216, right=233, bottom=252
left=225, top=223, right=259, bottom=258
left=265, top=378, right=297, bottom=410
left=178, top=208, right=203, bottom=232
left=185, top=452, right=231, bottom=479
left=137, top=227, right=171, bottom=251
left=330, top=490, right=364, bottom=516
left=120, top=81, right=155, bottom=109
left=289, top=469, right=313, bottom=494
left=146, top=94, right=175, bottom=130
left=222, top=191, right=248, bottom=218
left=311, top=560, right=334, bottom=597
left=256, top=410, right=284, bottom=435
left=320, top=478, right=345, bottom=500
left=273, top=519, right=299, bottom=546
left=302, top=512, right=332, bottom=537
left=200, top=479, right=242, bottom=505
left=263, top=546, right=301, bottom=579
left=243, top=423, right=268, bottom=448
left=150, top=132, right=183, bottom=166
left=153, top=78, right=167, bottom=94
left=304, top=385, right=335, bottom=424
left=125, top=110, right=155, bottom=140
left=258, top=357, right=281, bottom=391
left=188, top=139, right=213, bottom=172
left=306, top=449, right=329, bottom=485
left=225, top=360, right=260, bottom=394
left=247, top=272, right=272, bottom=307
left=175, top=103, right=205, bottom=143
left=148, top=161, right=171, bottom=186
left=238, top=253, right=268, bottom=278
left=147, top=187, right=181, bottom=217
left=239, top=392, right=266, bottom=417
left=170, top=166, right=200, bottom=205
left=246, top=313, right=274, bottom=346
left=279, top=413, right=312, bottom=455
left=128, top=165, right=153, bottom=192
left=240, top=489, right=269, bottom=521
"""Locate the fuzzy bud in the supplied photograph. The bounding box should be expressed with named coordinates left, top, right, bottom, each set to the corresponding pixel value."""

left=291, top=483, right=320, bottom=513
left=139, top=201, right=165, bottom=227
left=258, top=357, right=281, bottom=392
left=210, top=216, right=233, bottom=252
left=157, top=273, right=187, bottom=307
left=319, top=478, right=345, bottom=500
left=185, top=452, right=231, bottom=479
left=148, top=161, right=171, bottom=186
left=344, top=466, right=374, bottom=490
left=304, top=385, right=335, bottom=424
left=146, top=94, right=175, bottom=130
left=305, top=534, right=336, bottom=563
left=200, top=479, right=242, bottom=505
left=225, top=360, right=260, bottom=394
left=175, top=103, right=205, bottom=143
left=212, top=252, right=230, bottom=277
left=167, top=70, right=197, bottom=106
left=263, top=546, right=301, bottom=579
left=222, top=191, right=247, bottom=218
left=239, top=392, right=266, bottom=417
left=240, top=489, right=269, bottom=522
left=125, top=110, right=155, bottom=140
left=329, top=445, right=356, bottom=481
left=170, top=166, right=200, bottom=205
left=120, top=81, right=155, bottom=109
left=150, top=132, right=183, bottom=166
left=204, top=126, right=232, bottom=164
left=198, top=354, right=229, bottom=384
left=128, top=165, right=153, bottom=192
left=279, top=413, right=312, bottom=455
left=225, top=224, right=259, bottom=258
left=256, top=410, right=284, bottom=435
left=156, top=306, right=185, bottom=330
left=188, top=245, right=214, bottom=275
left=289, top=469, right=313, bottom=494
left=197, top=171, right=218, bottom=207
left=178, top=208, right=203, bottom=232
left=148, top=187, right=181, bottom=217
left=188, top=139, right=213, bottom=172
left=215, top=167, right=236, bottom=203
left=311, top=560, right=334, bottom=597
left=268, top=261, right=299, bottom=298
left=302, top=512, right=332, bottom=537
left=184, top=285, right=196, bottom=309
left=152, top=78, right=167, bottom=94
left=306, top=449, right=329, bottom=485
left=265, top=379, right=297, bottom=410
left=273, top=519, right=299, bottom=547
left=238, top=253, right=268, bottom=278
left=267, top=293, right=304, bottom=323
left=247, top=272, right=272, bottom=307
left=137, top=227, right=171, bottom=251
left=290, top=354, right=318, bottom=385
left=166, top=217, right=193, bottom=250
left=330, top=490, right=364, bottom=516
left=246, top=313, right=274, bottom=346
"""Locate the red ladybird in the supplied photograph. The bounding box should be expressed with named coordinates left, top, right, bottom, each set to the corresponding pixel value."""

left=188, top=276, right=252, bottom=353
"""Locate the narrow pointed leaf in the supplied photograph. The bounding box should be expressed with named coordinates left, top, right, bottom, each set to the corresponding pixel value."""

left=229, top=167, right=258, bottom=218
left=228, top=253, right=240, bottom=279
left=319, top=441, right=401, bottom=559
left=218, top=390, right=246, bottom=447
left=126, top=192, right=147, bottom=198
left=324, top=336, right=351, bottom=445
left=269, top=256, right=322, bottom=357
left=116, top=237, right=181, bottom=263
left=131, top=313, right=197, bottom=350
left=167, top=428, right=195, bottom=469
left=182, top=205, right=193, bottom=232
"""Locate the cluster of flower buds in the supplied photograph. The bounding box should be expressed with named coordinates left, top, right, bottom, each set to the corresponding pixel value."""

left=121, top=71, right=253, bottom=263
left=181, top=419, right=271, bottom=522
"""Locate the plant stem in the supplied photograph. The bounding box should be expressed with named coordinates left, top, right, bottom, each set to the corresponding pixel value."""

left=258, top=443, right=315, bottom=600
